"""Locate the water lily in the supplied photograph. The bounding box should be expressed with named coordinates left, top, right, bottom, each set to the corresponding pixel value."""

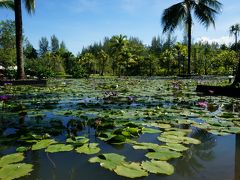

left=197, top=101, right=208, bottom=108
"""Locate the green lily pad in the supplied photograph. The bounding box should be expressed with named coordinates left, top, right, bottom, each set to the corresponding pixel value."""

left=158, top=135, right=201, bottom=145
left=0, top=163, right=33, bottom=180
left=132, top=142, right=159, bottom=150
left=45, top=144, right=74, bottom=153
left=114, top=162, right=148, bottom=178
left=32, top=139, right=57, bottom=151
left=76, top=143, right=100, bottom=155
left=0, top=153, right=24, bottom=167
left=141, top=160, right=174, bottom=175
left=107, top=135, right=126, bottom=144
left=164, top=143, right=189, bottom=152
left=89, top=153, right=126, bottom=171
left=146, top=148, right=182, bottom=160
left=16, top=146, right=30, bottom=153
left=66, top=136, right=89, bottom=146
left=142, top=128, right=161, bottom=134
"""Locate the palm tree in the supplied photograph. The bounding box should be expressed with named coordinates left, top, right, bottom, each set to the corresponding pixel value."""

left=229, top=24, right=240, bottom=86
left=230, top=24, right=240, bottom=51
left=0, top=0, right=35, bottom=79
left=161, top=0, right=222, bottom=75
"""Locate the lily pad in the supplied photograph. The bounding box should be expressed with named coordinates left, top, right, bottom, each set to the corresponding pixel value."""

left=76, top=143, right=100, bottom=155
left=114, top=162, right=148, bottom=178
left=141, top=160, right=174, bottom=175
left=158, top=135, right=201, bottom=145
left=0, top=153, right=24, bottom=167
left=0, top=163, right=33, bottom=180
left=132, top=142, right=159, bottom=150
left=32, top=139, right=57, bottom=151
left=89, top=153, right=126, bottom=171
left=66, top=136, right=89, bottom=146
left=164, top=143, right=189, bottom=152
left=16, top=146, right=30, bottom=153
left=145, top=148, right=182, bottom=160
left=45, top=144, right=74, bottom=153
left=107, top=135, right=126, bottom=144
left=142, top=128, right=161, bottom=134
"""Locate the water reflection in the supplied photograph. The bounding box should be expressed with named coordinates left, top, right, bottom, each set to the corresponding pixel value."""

left=175, top=128, right=216, bottom=177
left=235, top=134, right=240, bottom=180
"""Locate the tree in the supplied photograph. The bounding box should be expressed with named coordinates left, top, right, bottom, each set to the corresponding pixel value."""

left=229, top=24, right=240, bottom=86
left=24, top=39, right=37, bottom=59
left=0, top=0, right=35, bottom=79
left=51, top=34, right=59, bottom=53
left=39, top=37, right=49, bottom=56
left=161, top=0, right=222, bottom=75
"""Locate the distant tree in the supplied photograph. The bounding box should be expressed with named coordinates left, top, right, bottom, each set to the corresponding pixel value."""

left=229, top=24, right=240, bottom=51
left=150, top=36, right=162, bottom=56
left=39, top=37, right=49, bottom=56
left=51, top=34, right=59, bottom=53
left=24, top=39, right=37, bottom=59
left=161, top=0, right=222, bottom=74
left=0, top=0, right=36, bottom=79
left=60, top=41, right=67, bottom=51
left=0, top=20, right=16, bottom=67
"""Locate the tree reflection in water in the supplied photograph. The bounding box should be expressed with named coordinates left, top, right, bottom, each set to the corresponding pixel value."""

left=175, top=127, right=216, bottom=177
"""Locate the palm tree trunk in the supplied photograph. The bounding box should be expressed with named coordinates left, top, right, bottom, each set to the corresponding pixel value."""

left=14, top=0, right=25, bottom=79
left=187, top=18, right=192, bottom=75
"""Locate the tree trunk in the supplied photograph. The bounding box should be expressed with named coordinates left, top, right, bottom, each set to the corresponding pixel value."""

left=14, top=0, right=25, bottom=79
left=187, top=9, right=192, bottom=75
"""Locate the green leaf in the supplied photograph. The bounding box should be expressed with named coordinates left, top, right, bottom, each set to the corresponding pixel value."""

left=76, top=143, right=100, bottom=155
left=66, top=136, right=89, bottom=146
left=164, top=143, right=189, bottom=152
left=45, top=144, right=74, bottom=153
left=0, top=163, right=33, bottom=180
left=141, top=160, right=174, bottom=175
left=132, top=142, right=160, bottom=150
left=145, top=148, right=182, bottom=160
left=107, top=135, right=126, bottom=144
left=142, top=127, right=161, bottom=134
left=32, top=139, right=57, bottom=151
left=16, top=146, right=30, bottom=153
left=158, top=134, right=201, bottom=145
left=89, top=153, right=125, bottom=171
left=114, top=162, right=148, bottom=178
left=0, top=153, right=24, bottom=167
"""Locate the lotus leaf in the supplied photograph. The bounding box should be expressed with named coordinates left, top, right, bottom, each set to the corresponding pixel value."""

left=32, top=139, right=57, bottom=151
left=76, top=143, right=100, bottom=155
left=66, top=136, right=89, bottom=146
left=16, top=146, right=29, bottom=152
left=132, top=142, right=160, bottom=150
left=0, top=163, right=33, bottom=180
left=159, top=134, right=201, bottom=145
left=89, top=153, right=126, bottom=171
left=45, top=144, right=74, bottom=153
left=0, top=153, right=24, bottom=167
left=114, top=162, right=148, bottom=178
left=145, top=148, right=182, bottom=160
left=141, top=160, right=174, bottom=175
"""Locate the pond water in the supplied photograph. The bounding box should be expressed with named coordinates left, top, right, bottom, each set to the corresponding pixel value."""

left=0, top=77, right=239, bottom=180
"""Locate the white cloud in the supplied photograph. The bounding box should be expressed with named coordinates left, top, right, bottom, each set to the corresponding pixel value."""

left=196, top=36, right=233, bottom=45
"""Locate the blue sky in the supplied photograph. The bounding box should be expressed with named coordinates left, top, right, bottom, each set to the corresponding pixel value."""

left=0, top=0, right=239, bottom=54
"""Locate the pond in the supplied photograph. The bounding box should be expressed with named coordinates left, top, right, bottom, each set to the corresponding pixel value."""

left=0, top=77, right=239, bottom=180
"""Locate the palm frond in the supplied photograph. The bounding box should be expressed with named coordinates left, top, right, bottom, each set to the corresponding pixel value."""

left=199, top=0, right=222, bottom=11
left=24, top=0, right=35, bottom=14
left=194, top=3, right=218, bottom=28
left=161, top=2, right=187, bottom=33
left=0, top=0, right=14, bottom=10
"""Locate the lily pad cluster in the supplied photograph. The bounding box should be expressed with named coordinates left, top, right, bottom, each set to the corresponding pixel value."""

left=0, top=153, right=33, bottom=180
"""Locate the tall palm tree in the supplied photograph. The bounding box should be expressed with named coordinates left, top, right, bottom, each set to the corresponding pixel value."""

left=0, top=0, right=35, bottom=79
left=161, top=0, right=222, bottom=75
left=229, top=24, right=240, bottom=86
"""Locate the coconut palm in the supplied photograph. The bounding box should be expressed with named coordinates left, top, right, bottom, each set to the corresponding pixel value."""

left=161, top=0, right=222, bottom=75
left=230, top=24, right=240, bottom=51
left=0, top=0, right=35, bottom=79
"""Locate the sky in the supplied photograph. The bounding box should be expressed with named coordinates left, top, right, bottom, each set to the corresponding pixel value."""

left=0, top=0, right=239, bottom=55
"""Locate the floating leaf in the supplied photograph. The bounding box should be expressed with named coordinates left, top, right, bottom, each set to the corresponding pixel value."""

left=107, top=135, right=126, bottom=144
left=132, top=142, right=159, bottom=150
left=164, top=143, right=189, bottom=152
left=0, top=153, right=24, bottom=167
left=141, top=160, right=174, bottom=175
left=89, top=153, right=125, bottom=171
left=158, top=135, right=201, bottom=145
left=16, top=146, right=29, bottom=153
left=45, top=144, right=74, bottom=153
left=32, top=139, right=57, bottom=151
left=145, top=148, right=182, bottom=160
left=76, top=143, right=100, bottom=155
left=142, top=128, right=161, bottom=134
left=114, top=162, right=148, bottom=178
left=0, top=163, right=33, bottom=180
left=66, top=136, right=89, bottom=146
